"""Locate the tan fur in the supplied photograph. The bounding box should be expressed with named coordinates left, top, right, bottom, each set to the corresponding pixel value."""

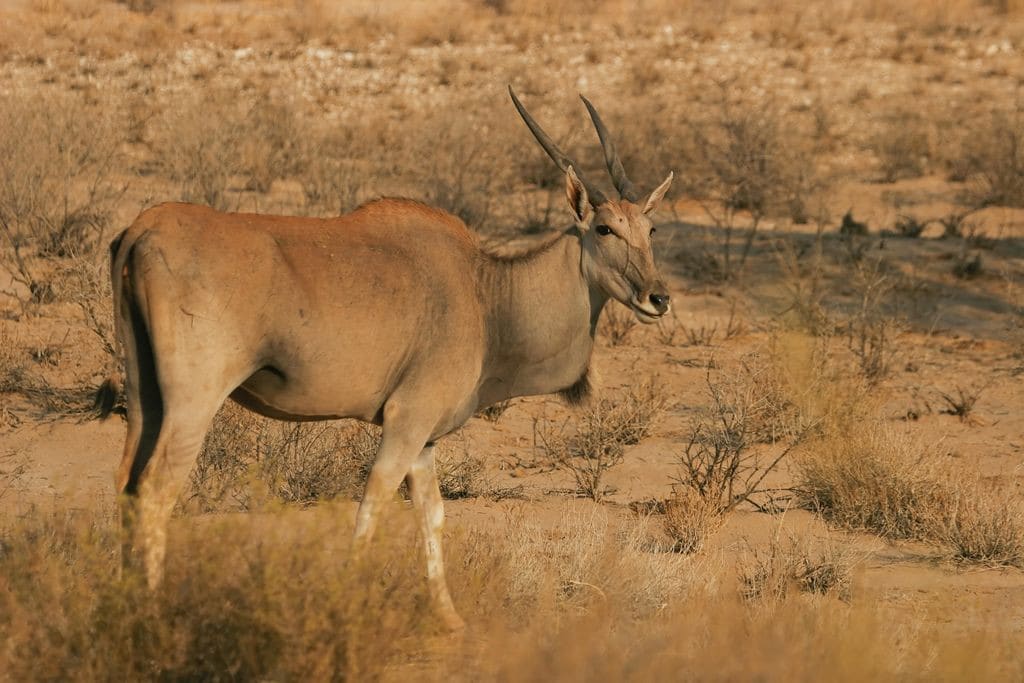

left=110, top=99, right=673, bottom=632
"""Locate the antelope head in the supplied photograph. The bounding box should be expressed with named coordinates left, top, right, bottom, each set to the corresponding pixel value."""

left=510, top=86, right=674, bottom=323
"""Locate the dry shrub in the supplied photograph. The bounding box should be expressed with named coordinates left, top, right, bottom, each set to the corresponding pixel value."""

left=535, top=380, right=666, bottom=501
left=598, top=303, right=637, bottom=346
left=237, top=101, right=305, bottom=193
left=475, top=399, right=512, bottom=422
left=260, top=421, right=378, bottom=505
left=775, top=235, right=832, bottom=335
left=654, top=309, right=680, bottom=345
left=871, top=111, right=933, bottom=182
left=937, top=383, right=987, bottom=422
left=0, top=91, right=122, bottom=311
left=56, top=248, right=116, bottom=365
left=956, top=107, right=1024, bottom=208
left=190, top=404, right=501, bottom=509
left=0, top=326, right=27, bottom=396
left=186, top=403, right=262, bottom=511
left=673, top=355, right=818, bottom=513
left=412, top=105, right=510, bottom=230
left=285, top=0, right=347, bottom=43
left=844, top=255, right=904, bottom=383
left=151, top=90, right=305, bottom=209
left=682, top=84, right=826, bottom=279
left=187, top=403, right=379, bottom=512
left=150, top=89, right=246, bottom=210
left=797, top=425, right=950, bottom=540
left=297, top=129, right=367, bottom=217
left=435, top=437, right=491, bottom=499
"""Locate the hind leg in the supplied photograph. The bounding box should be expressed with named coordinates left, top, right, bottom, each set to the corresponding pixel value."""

left=122, top=397, right=221, bottom=589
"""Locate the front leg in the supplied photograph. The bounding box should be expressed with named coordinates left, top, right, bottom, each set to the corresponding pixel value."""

left=406, top=442, right=465, bottom=631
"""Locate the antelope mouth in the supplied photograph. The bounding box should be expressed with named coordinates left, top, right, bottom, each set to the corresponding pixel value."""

left=629, top=300, right=667, bottom=324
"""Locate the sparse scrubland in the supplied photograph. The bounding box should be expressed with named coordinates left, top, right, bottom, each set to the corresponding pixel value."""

left=2, top=0, right=1024, bottom=679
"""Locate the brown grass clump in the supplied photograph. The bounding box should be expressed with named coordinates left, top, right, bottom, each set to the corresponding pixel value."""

left=799, top=414, right=1024, bottom=568
left=738, top=528, right=855, bottom=606
left=662, top=486, right=725, bottom=554
left=797, top=425, right=950, bottom=540
left=937, top=480, right=1024, bottom=568
left=937, top=383, right=987, bottom=422
left=479, top=505, right=697, bottom=619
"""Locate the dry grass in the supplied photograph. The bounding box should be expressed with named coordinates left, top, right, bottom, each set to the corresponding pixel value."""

left=738, top=526, right=856, bottom=606
left=1, top=501, right=1021, bottom=680
left=798, top=422, right=1024, bottom=566
left=150, top=90, right=309, bottom=210
left=598, top=303, right=637, bottom=346
left=661, top=486, right=725, bottom=554
left=186, top=403, right=379, bottom=512
left=673, top=355, right=817, bottom=513
left=0, top=506, right=433, bottom=680
left=871, top=110, right=934, bottom=183
left=957, top=106, right=1024, bottom=208
left=3, top=3, right=1024, bottom=677
left=797, top=425, right=951, bottom=540
left=938, top=481, right=1024, bottom=567
left=188, top=404, right=501, bottom=510
left=534, top=380, right=666, bottom=501
left=0, top=90, right=122, bottom=313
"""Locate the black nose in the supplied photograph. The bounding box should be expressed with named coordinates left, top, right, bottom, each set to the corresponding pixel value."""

left=649, top=292, right=670, bottom=314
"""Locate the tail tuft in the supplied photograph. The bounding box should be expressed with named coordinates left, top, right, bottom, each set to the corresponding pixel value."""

left=93, top=377, right=125, bottom=420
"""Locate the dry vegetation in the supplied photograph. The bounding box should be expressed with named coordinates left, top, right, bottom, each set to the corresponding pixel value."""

left=2, top=0, right=1024, bottom=678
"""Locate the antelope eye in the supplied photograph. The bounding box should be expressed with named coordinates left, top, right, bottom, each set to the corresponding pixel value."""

left=650, top=227, right=657, bottom=236
left=595, top=224, right=612, bottom=236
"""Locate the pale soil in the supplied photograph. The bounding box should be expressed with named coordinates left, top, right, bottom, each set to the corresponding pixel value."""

left=1, top=0, right=1024, bottom=665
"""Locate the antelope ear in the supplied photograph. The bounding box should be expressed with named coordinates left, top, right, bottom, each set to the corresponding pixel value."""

left=642, top=172, right=674, bottom=215
left=565, top=166, right=593, bottom=225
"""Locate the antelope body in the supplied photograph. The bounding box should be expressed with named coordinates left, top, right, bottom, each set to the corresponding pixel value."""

left=106, top=88, right=673, bottom=630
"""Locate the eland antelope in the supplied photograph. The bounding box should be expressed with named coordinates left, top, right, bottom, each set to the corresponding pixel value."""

left=101, top=86, right=674, bottom=630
